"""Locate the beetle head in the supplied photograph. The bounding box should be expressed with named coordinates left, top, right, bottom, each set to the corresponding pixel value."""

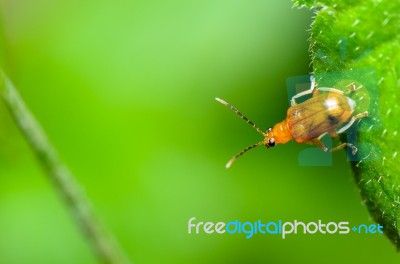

left=265, top=127, right=276, bottom=148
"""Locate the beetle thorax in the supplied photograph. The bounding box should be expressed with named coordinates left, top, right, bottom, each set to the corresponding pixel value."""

left=265, top=121, right=292, bottom=146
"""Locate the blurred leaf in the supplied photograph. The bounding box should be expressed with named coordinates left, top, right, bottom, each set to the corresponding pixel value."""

left=294, top=0, right=400, bottom=248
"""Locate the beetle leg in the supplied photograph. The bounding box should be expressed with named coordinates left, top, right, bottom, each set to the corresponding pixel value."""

left=336, top=111, right=369, bottom=134
left=331, top=142, right=358, bottom=155
left=311, top=132, right=329, bottom=151
left=318, top=82, right=357, bottom=95
left=312, top=138, right=329, bottom=152
left=290, top=76, right=317, bottom=106
left=314, top=87, right=344, bottom=95
left=346, top=83, right=356, bottom=94
left=312, top=137, right=358, bottom=155
left=312, top=87, right=320, bottom=96
left=319, top=83, right=358, bottom=96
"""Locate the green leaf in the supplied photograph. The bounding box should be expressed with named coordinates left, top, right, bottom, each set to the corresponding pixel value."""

left=294, top=0, right=400, bottom=248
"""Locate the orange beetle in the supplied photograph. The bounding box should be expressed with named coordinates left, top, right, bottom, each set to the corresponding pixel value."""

left=216, top=77, right=368, bottom=168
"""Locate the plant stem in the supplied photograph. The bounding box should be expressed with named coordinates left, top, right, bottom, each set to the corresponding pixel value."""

left=0, top=72, right=131, bottom=264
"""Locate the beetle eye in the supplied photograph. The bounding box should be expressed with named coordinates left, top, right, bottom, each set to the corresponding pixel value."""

left=268, top=138, right=275, bottom=147
left=267, top=127, right=272, bottom=133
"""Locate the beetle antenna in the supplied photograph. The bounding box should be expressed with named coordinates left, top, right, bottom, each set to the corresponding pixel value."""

left=226, top=141, right=264, bottom=169
left=215, top=98, right=266, bottom=136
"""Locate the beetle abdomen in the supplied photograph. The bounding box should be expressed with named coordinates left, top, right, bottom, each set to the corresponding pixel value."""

left=287, top=92, right=355, bottom=143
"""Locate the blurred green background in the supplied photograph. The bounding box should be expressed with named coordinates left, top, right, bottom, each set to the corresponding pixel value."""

left=0, top=0, right=398, bottom=263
